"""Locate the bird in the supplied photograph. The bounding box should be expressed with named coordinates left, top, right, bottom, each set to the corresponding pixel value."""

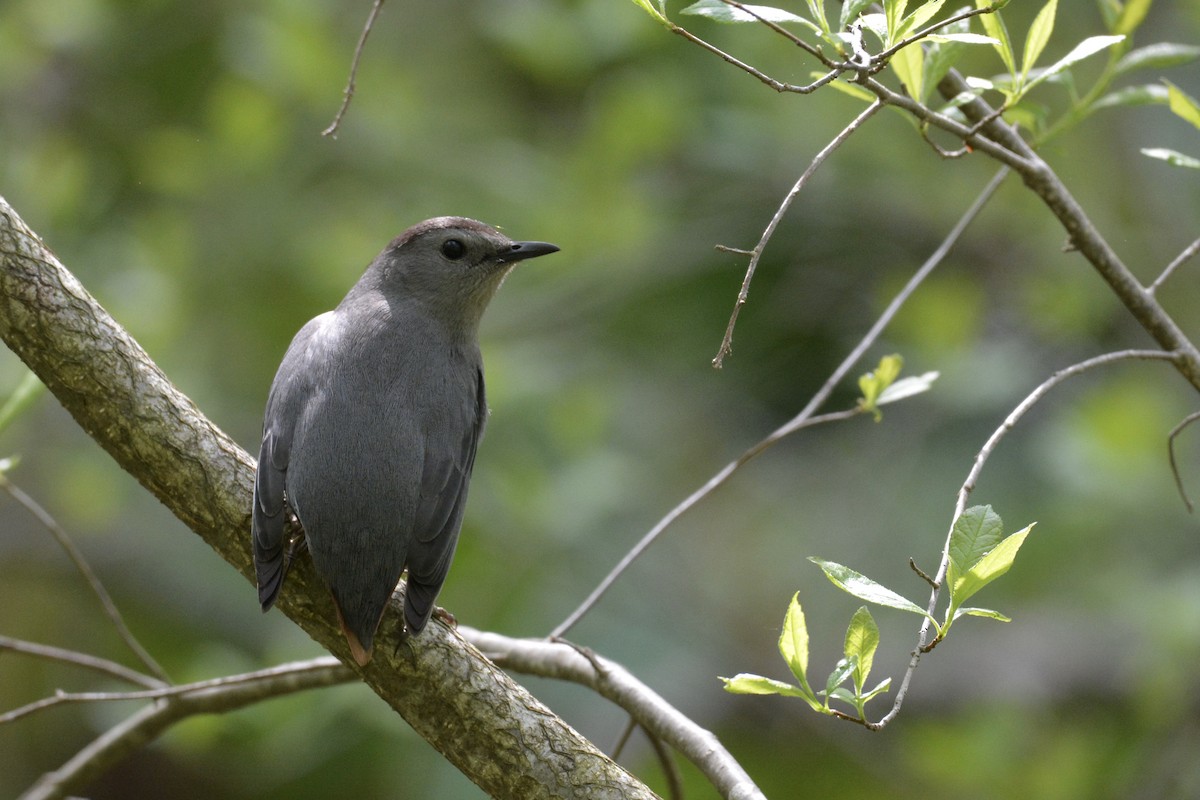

left=251, top=216, right=559, bottom=666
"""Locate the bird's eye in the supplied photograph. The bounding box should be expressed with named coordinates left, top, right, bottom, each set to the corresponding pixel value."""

left=441, top=239, right=466, bottom=260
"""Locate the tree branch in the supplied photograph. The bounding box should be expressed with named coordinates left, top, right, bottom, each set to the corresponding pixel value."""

left=0, top=195, right=662, bottom=799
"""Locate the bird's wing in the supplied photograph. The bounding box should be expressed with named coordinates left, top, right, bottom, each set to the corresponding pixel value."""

left=251, top=316, right=327, bottom=611
left=403, top=366, right=487, bottom=633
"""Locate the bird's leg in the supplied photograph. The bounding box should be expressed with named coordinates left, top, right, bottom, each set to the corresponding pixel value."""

left=280, top=511, right=307, bottom=584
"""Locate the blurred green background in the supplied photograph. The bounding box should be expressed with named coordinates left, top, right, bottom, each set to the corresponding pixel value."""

left=2, top=0, right=1200, bottom=797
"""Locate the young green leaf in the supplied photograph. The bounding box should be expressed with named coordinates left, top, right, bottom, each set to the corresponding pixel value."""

left=803, top=0, right=831, bottom=35
left=947, top=505, right=1004, bottom=594
left=1093, top=84, right=1170, bottom=111
left=839, top=0, right=875, bottom=31
left=1020, top=35, right=1125, bottom=96
left=778, top=592, right=815, bottom=695
left=1021, top=0, right=1058, bottom=82
left=1164, top=80, right=1200, bottom=130
left=824, top=656, right=857, bottom=701
left=1113, top=43, right=1200, bottom=80
left=0, top=370, right=46, bottom=437
left=884, top=0, right=910, bottom=46
left=809, top=557, right=934, bottom=619
left=844, top=606, right=880, bottom=693
left=893, top=41, right=926, bottom=101
left=721, top=673, right=813, bottom=697
left=681, top=0, right=808, bottom=25
left=1141, top=148, right=1200, bottom=169
left=950, top=523, right=1034, bottom=607
left=861, top=677, right=892, bottom=702
left=951, top=606, right=1013, bottom=623
left=976, top=0, right=1015, bottom=77
left=858, top=354, right=905, bottom=417
left=628, top=0, right=669, bottom=25
left=1112, top=0, right=1152, bottom=36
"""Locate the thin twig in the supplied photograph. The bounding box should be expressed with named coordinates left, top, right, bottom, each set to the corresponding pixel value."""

left=2, top=657, right=350, bottom=725
left=611, top=716, right=637, bottom=760
left=0, top=474, right=170, bottom=682
left=0, top=636, right=164, bottom=690
left=321, top=0, right=386, bottom=138
left=549, top=408, right=861, bottom=639
left=642, top=724, right=686, bottom=800
left=20, top=657, right=353, bottom=800
left=873, top=5, right=996, bottom=63
left=551, top=167, right=1008, bottom=639
left=1149, top=236, right=1200, bottom=296
left=669, top=23, right=843, bottom=93
left=869, top=348, right=1182, bottom=730
left=713, top=99, right=883, bottom=367
left=1168, top=409, right=1200, bottom=512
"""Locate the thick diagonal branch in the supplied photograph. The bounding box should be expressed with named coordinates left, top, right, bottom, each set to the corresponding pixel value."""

left=0, top=196, right=656, bottom=800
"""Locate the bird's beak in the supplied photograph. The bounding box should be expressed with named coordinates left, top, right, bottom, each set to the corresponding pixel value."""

left=497, top=241, right=560, bottom=264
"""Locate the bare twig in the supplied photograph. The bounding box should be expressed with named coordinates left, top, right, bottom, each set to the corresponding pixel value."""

left=464, top=627, right=764, bottom=800
left=3, top=657, right=351, bottom=725
left=0, top=637, right=164, bottom=690
left=0, top=474, right=169, bottom=682
left=549, top=408, right=861, bottom=639
left=713, top=98, right=883, bottom=368
left=21, top=658, right=353, bottom=800
left=1168, top=409, right=1200, bottom=512
left=869, top=348, right=1182, bottom=730
left=321, top=0, right=385, bottom=138
left=552, top=167, right=1008, bottom=639
left=1149, top=236, right=1200, bottom=296
left=873, top=5, right=996, bottom=63
left=643, top=724, right=686, bottom=800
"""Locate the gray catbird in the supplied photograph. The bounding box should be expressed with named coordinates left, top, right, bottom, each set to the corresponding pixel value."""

left=252, top=216, right=558, bottom=665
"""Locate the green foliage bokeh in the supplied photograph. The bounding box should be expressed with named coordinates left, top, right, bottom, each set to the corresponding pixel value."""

left=2, top=1, right=1199, bottom=797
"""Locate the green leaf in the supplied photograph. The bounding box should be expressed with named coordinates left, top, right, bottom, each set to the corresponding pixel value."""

left=858, top=354, right=904, bottom=413
left=927, top=33, right=1000, bottom=45
left=1141, top=148, right=1200, bottom=169
left=844, top=606, right=880, bottom=693
left=721, top=673, right=812, bottom=697
left=809, top=557, right=933, bottom=618
left=840, top=0, right=876, bottom=31
left=823, top=74, right=879, bottom=103
left=861, top=677, right=892, bottom=701
left=778, top=592, right=814, bottom=694
left=877, top=371, right=939, bottom=405
left=1093, top=84, right=1169, bottom=111
left=884, top=0, right=910, bottom=46
left=803, top=0, right=831, bottom=34
left=824, top=656, right=856, bottom=699
left=902, top=0, right=945, bottom=38
left=0, top=370, right=46, bottom=438
left=893, top=41, right=926, bottom=101
left=681, top=0, right=808, bottom=25
left=952, top=606, right=1013, bottom=622
left=951, top=523, right=1035, bottom=606
left=976, top=0, right=1015, bottom=76
left=1113, top=0, right=1153, bottom=36
left=1164, top=80, right=1200, bottom=130
left=1113, top=43, right=1200, bottom=79
left=1020, top=34, right=1125, bottom=96
left=1021, top=0, right=1058, bottom=82
left=947, top=505, right=1004, bottom=594
left=628, top=0, right=669, bottom=25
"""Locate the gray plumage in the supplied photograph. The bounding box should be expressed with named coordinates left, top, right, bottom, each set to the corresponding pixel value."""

left=252, top=216, right=558, bottom=666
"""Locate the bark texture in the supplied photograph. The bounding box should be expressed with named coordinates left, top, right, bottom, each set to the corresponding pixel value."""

left=0, top=196, right=656, bottom=800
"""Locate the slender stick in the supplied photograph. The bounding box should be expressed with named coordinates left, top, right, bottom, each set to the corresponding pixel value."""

left=869, top=348, right=1181, bottom=729
left=0, top=475, right=170, bottom=682
left=550, top=167, right=1010, bottom=639
left=713, top=99, right=883, bottom=368
left=321, top=0, right=386, bottom=138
